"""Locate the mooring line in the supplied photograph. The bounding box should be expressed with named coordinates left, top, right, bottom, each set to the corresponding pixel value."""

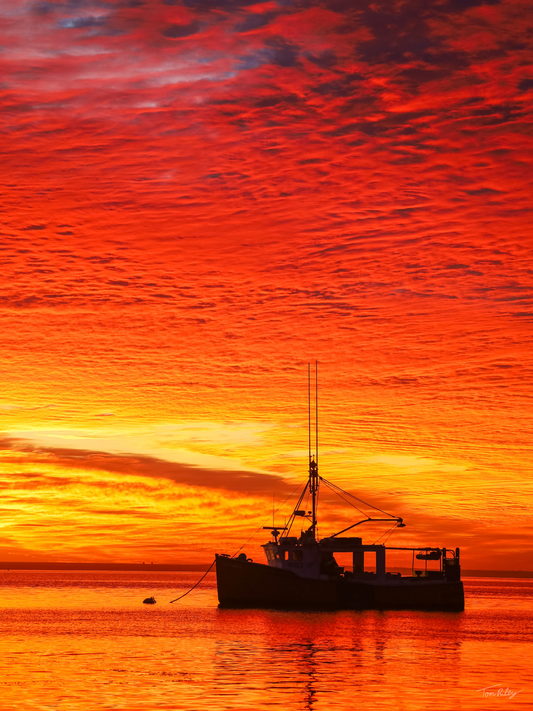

left=169, top=559, right=216, bottom=603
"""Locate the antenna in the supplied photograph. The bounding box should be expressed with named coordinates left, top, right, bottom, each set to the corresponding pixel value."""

left=307, top=361, right=319, bottom=540
left=308, top=363, right=311, bottom=466
left=315, top=360, right=318, bottom=467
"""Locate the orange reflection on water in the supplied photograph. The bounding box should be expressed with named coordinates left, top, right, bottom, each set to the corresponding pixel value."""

left=0, top=573, right=531, bottom=710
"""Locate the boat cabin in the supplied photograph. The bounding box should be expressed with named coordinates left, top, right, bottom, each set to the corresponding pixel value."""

left=263, top=534, right=460, bottom=582
left=263, top=535, right=389, bottom=580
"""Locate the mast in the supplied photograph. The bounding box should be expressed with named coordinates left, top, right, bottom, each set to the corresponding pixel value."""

left=308, top=363, right=311, bottom=473
left=316, top=360, right=318, bottom=469
left=309, top=361, right=319, bottom=539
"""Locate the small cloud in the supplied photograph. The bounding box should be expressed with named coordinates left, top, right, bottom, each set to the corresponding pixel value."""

left=58, top=16, right=108, bottom=30
left=235, top=12, right=275, bottom=34
left=162, top=21, right=202, bottom=39
left=465, top=188, right=501, bottom=196
left=306, top=50, right=338, bottom=70
left=518, top=78, right=533, bottom=92
left=263, top=36, right=300, bottom=68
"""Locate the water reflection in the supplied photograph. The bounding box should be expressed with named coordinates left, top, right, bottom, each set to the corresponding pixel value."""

left=209, top=607, right=470, bottom=710
left=0, top=574, right=530, bottom=710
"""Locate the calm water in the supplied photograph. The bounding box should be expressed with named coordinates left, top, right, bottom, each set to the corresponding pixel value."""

left=0, top=572, right=531, bottom=710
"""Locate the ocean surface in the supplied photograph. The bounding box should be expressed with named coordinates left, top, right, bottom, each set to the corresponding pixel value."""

left=0, top=571, right=531, bottom=710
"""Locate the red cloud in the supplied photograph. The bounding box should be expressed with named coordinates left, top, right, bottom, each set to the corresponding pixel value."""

left=0, top=0, right=531, bottom=567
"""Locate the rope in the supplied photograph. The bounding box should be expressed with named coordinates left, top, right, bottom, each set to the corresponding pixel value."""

left=169, top=559, right=216, bottom=603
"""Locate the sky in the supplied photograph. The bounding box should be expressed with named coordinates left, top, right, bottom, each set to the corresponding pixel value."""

left=0, top=0, right=532, bottom=570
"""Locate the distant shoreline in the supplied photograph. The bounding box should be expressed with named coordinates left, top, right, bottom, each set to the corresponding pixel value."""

left=0, top=562, right=210, bottom=572
left=0, top=562, right=531, bottom=577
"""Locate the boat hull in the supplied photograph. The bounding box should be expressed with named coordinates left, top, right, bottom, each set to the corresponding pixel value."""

left=216, top=555, right=343, bottom=608
left=216, top=555, right=464, bottom=612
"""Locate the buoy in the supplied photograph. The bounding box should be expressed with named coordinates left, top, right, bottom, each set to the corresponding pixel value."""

left=143, top=596, right=156, bottom=604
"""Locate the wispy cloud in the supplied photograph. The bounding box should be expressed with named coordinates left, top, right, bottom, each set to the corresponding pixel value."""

left=0, top=0, right=531, bottom=567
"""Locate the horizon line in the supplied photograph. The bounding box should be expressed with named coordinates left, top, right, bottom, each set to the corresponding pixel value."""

left=0, top=562, right=532, bottom=577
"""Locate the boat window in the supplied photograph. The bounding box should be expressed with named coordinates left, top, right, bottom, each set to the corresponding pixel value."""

left=282, top=551, right=287, bottom=561
left=292, top=550, right=303, bottom=561
left=265, top=549, right=273, bottom=561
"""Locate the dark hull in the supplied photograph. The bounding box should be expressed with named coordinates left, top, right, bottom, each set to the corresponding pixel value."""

left=216, top=556, right=464, bottom=612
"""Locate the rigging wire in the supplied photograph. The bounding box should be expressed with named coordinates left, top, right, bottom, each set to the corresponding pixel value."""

left=232, top=479, right=306, bottom=558
left=320, top=476, right=398, bottom=519
left=380, top=526, right=398, bottom=546
left=168, top=479, right=307, bottom=605
left=320, top=475, right=401, bottom=544
left=304, top=484, right=311, bottom=516
left=285, top=480, right=309, bottom=538
left=373, top=523, right=398, bottom=546
left=319, top=477, right=368, bottom=517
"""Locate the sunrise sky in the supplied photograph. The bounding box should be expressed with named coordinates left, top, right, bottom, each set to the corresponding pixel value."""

left=0, top=0, right=532, bottom=570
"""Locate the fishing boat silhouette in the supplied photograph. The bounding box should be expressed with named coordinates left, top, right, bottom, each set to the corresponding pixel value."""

left=216, top=363, right=464, bottom=611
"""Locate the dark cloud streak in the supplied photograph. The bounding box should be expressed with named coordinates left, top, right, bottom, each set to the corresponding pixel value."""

left=0, top=437, right=293, bottom=497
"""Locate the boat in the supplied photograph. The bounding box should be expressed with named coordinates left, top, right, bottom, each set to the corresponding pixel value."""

left=215, top=364, right=465, bottom=612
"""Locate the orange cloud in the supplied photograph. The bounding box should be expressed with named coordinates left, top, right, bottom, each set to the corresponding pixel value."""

left=0, top=0, right=531, bottom=570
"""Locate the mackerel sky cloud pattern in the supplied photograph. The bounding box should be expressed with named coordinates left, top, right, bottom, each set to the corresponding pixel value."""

left=0, top=0, right=532, bottom=567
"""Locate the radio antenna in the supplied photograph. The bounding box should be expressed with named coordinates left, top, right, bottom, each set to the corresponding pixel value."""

left=315, top=360, right=318, bottom=467
left=307, top=361, right=319, bottom=539
left=308, top=363, right=311, bottom=466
